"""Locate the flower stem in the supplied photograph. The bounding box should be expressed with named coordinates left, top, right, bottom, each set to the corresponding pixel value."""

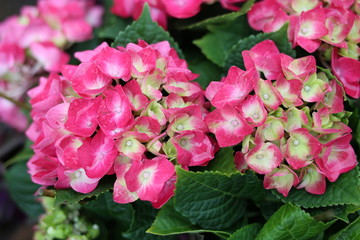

left=0, top=92, right=31, bottom=111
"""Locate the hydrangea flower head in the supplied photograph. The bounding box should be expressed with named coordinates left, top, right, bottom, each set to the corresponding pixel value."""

left=205, top=40, right=357, bottom=197
left=27, top=40, right=217, bottom=208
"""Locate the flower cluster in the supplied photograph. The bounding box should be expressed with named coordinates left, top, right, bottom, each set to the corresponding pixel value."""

left=205, top=40, right=357, bottom=197
left=0, top=0, right=103, bottom=131
left=27, top=40, right=217, bottom=208
left=111, top=0, right=247, bottom=28
left=247, top=0, right=360, bottom=98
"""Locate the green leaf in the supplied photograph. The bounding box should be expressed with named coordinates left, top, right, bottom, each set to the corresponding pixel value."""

left=4, top=161, right=44, bottom=218
left=54, top=176, right=114, bottom=207
left=255, top=203, right=328, bottom=240
left=174, top=167, right=265, bottom=230
left=194, top=16, right=255, bottom=67
left=122, top=201, right=176, bottom=240
left=225, top=24, right=295, bottom=70
left=310, top=205, right=350, bottom=223
left=3, top=139, right=33, bottom=168
left=346, top=204, right=360, bottom=214
left=96, top=0, right=132, bottom=39
left=274, top=167, right=360, bottom=208
left=228, top=223, right=262, bottom=240
left=112, top=4, right=183, bottom=58
left=82, top=192, right=134, bottom=240
left=83, top=192, right=134, bottom=225
left=206, top=148, right=238, bottom=175
left=147, top=199, right=230, bottom=238
left=185, top=49, right=222, bottom=89
left=334, top=216, right=360, bottom=240
left=186, top=0, right=255, bottom=30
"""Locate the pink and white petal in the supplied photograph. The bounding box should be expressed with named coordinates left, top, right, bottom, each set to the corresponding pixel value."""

left=123, top=80, right=149, bottom=111
left=275, top=75, right=303, bottom=107
left=113, top=176, right=139, bottom=204
left=95, top=47, right=132, bottom=80
left=125, top=158, right=175, bottom=202
left=164, top=0, right=202, bottom=18
left=247, top=0, right=283, bottom=31
left=205, top=81, right=224, bottom=103
left=71, top=62, right=112, bottom=98
left=331, top=49, right=360, bottom=99
left=301, top=73, right=330, bottom=102
left=243, top=40, right=282, bottom=80
left=116, top=136, right=146, bottom=161
left=65, top=168, right=100, bottom=194
left=263, top=8, right=289, bottom=33
left=296, top=37, right=322, bottom=53
left=64, top=97, right=101, bottom=137
left=74, top=42, right=109, bottom=63
left=234, top=151, right=248, bottom=173
left=284, top=128, right=322, bottom=169
left=172, top=131, right=215, bottom=166
left=151, top=175, right=176, bottom=209
left=245, top=142, right=283, bottom=174
left=264, top=165, right=299, bottom=197
left=85, top=130, right=118, bottom=178
left=297, top=164, right=326, bottom=195
left=205, top=105, right=253, bottom=147
left=255, top=79, right=283, bottom=110
left=315, top=134, right=357, bottom=182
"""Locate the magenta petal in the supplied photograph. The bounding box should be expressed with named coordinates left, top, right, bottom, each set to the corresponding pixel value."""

left=240, top=95, right=267, bottom=126
left=125, top=157, right=175, bottom=202
left=205, top=105, right=253, bottom=147
left=71, top=62, right=112, bottom=98
left=151, top=175, right=176, bottom=209
left=164, top=0, right=202, bottom=18
left=264, top=166, right=299, bottom=197
left=297, top=164, right=326, bottom=195
left=243, top=40, right=282, bottom=80
left=113, top=176, right=139, bottom=204
left=84, top=130, right=118, bottom=179
left=172, top=130, right=215, bottom=166
left=245, top=142, right=282, bottom=174
left=64, top=97, right=101, bottom=137
left=123, top=80, right=149, bottom=111
left=207, top=67, right=257, bottom=108
left=95, top=46, right=131, bottom=80
left=27, top=154, right=59, bottom=186
left=65, top=168, right=100, bottom=194
left=331, top=49, right=360, bottom=99
left=74, top=42, right=109, bottom=62
left=315, top=134, right=357, bottom=182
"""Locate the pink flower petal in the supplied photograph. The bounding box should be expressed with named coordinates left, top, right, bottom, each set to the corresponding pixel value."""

left=205, top=105, right=253, bottom=147
left=315, top=134, right=357, bottom=182
left=125, top=157, right=175, bottom=202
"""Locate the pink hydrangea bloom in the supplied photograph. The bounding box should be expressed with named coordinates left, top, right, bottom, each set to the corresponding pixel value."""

left=111, top=0, right=249, bottom=29
left=27, top=40, right=216, bottom=208
left=204, top=40, right=357, bottom=196
left=247, top=0, right=360, bottom=99
left=0, top=0, right=103, bottom=131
